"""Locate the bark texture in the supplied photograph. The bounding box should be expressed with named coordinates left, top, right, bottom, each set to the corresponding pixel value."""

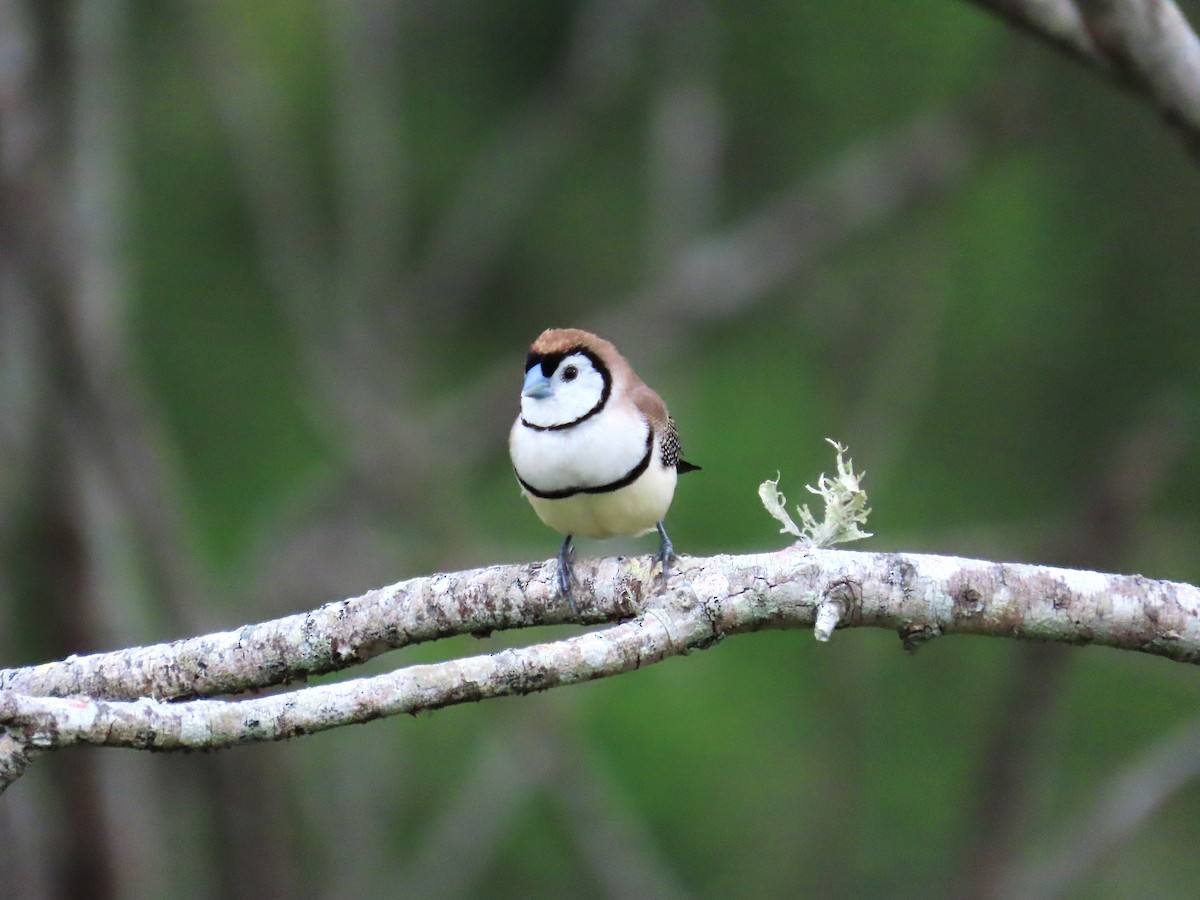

left=1, top=547, right=1197, bottom=792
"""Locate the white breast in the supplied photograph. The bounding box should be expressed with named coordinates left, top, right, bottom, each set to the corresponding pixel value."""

left=509, top=406, right=678, bottom=539
left=509, top=406, right=650, bottom=493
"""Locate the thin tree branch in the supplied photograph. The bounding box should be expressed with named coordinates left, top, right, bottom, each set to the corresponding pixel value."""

left=401, top=717, right=561, bottom=897
left=410, top=0, right=659, bottom=315
left=966, top=0, right=1200, bottom=157
left=995, top=713, right=1200, bottom=899
left=643, top=0, right=722, bottom=273
left=968, top=0, right=1106, bottom=61
left=0, top=553, right=588, bottom=702
left=596, top=112, right=972, bottom=356
left=0, top=731, right=40, bottom=790
left=442, top=109, right=975, bottom=466
left=555, top=729, right=693, bottom=899
left=1, top=546, right=1199, bottom=798
left=953, top=393, right=1195, bottom=897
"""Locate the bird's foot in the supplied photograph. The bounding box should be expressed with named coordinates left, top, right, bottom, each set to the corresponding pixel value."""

left=557, top=535, right=579, bottom=614
left=654, top=521, right=676, bottom=590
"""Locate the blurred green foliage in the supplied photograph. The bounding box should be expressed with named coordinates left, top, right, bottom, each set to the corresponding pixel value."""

left=6, top=1, right=1200, bottom=897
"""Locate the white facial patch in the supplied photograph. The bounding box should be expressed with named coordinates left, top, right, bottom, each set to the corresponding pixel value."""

left=519, top=352, right=607, bottom=429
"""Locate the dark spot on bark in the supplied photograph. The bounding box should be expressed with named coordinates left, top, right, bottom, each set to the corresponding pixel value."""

left=888, top=557, right=918, bottom=599
left=453, top=681, right=486, bottom=704
left=952, top=585, right=984, bottom=618
left=355, top=708, right=385, bottom=726
left=898, top=622, right=941, bottom=654
left=515, top=665, right=554, bottom=693
left=130, top=727, right=158, bottom=750
left=1141, top=579, right=1187, bottom=634
left=825, top=578, right=863, bottom=624
left=1025, top=570, right=1074, bottom=620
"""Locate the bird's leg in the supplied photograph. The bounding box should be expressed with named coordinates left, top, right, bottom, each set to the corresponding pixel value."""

left=557, top=534, right=578, bottom=613
left=654, top=521, right=676, bottom=589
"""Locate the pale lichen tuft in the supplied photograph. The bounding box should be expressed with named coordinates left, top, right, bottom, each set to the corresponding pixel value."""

left=760, top=439, right=872, bottom=548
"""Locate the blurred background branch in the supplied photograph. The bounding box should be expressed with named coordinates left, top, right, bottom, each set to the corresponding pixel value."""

left=995, top=712, right=1200, bottom=899
left=966, top=0, right=1200, bottom=157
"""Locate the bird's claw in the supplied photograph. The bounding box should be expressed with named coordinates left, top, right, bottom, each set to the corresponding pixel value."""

left=557, top=535, right=579, bottom=614
left=654, top=521, right=676, bottom=590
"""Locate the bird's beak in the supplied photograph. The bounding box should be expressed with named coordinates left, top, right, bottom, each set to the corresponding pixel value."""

left=522, top=368, right=554, bottom=399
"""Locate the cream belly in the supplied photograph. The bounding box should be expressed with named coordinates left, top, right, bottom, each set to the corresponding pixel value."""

left=524, top=462, right=678, bottom=539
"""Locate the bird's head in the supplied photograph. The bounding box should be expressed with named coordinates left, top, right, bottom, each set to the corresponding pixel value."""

left=518, top=329, right=615, bottom=429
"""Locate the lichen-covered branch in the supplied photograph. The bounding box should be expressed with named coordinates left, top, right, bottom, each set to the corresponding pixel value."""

left=0, top=731, right=40, bottom=789
left=1, top=547, right=1199, bottom=796
left=967, top=0, right=1200, bottom=158
left=0, top=560, right=589, bottom=702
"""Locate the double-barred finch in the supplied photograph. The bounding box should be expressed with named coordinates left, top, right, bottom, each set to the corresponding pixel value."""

left=509, top=328, right=700, bottom=610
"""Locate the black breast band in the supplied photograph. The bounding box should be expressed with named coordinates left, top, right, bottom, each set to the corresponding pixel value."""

left=516, top=429, right=655, bottom=500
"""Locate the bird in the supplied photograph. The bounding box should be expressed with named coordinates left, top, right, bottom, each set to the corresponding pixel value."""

left=509, top=327, right=700, bottom=610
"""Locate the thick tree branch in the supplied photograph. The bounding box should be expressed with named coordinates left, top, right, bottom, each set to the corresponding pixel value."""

left=1, top=546, right=1198, bottom=796
left=967, top=0, right=1200, bottom=157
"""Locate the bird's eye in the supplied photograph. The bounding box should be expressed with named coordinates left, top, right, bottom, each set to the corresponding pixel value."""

left=562, top=365, right=578, bottom=382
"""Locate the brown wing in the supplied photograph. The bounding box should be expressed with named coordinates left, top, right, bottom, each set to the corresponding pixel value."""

left=632, top=385, right=701, bottom=473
